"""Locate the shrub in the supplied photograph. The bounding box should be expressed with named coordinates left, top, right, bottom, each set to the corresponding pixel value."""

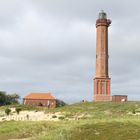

left=16, top=108, right=22, bottom=115
left=58, top=116, right=65, bottom=120
left=0, top=91, right=7, bottom=105
left=132, top=109, right=136, bottom=114
left=52, top=115, right=57, bottom=118
left=5, top=108, right=11, bottom=115
left=0, top=92, right=20, bottom=105
left=56, top=99, right=66, bottom=107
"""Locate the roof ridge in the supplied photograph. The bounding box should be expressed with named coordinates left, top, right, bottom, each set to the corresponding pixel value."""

left=23, top=93, right=55, bottom=100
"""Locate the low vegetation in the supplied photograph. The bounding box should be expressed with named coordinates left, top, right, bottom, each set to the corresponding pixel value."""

left=0, top=101, right=140, bottom=140
left=0, top=104, right=42, bottom=111
left=5, top=108, right=11, bottom=115
left=15, top=107, right=22, bottom=114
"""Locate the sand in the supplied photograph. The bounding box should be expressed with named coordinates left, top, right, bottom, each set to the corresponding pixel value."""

left=0, top=108, right=63, bottom=121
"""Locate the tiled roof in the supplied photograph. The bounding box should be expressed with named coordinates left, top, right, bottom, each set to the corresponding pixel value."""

left=23, top=93, right=55, bottom=100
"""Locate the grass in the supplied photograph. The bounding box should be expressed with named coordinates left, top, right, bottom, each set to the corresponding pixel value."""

left=0, top=101, right=140, bottom=140
left=68, top=121, right=140, bottom=140
left=0, top=104, right=43, bottom=111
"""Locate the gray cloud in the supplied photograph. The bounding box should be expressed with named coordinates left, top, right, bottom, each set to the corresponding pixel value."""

left=0, top=0, right=140, bottom=103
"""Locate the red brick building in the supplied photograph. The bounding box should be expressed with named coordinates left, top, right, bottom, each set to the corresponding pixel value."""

left=23, top=93, right=56, bottom=108
left=112, top=95, right=128, bottom=102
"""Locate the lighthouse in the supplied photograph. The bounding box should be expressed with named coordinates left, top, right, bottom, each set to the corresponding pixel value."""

left=94, top=10, right=111, bottom=101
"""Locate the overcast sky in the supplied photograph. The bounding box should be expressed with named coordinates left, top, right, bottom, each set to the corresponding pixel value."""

left=0, top=0, right=140, bottom=103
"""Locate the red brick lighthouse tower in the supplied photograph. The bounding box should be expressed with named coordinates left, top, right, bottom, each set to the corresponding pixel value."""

left=94, top=10, right=111, bottom=101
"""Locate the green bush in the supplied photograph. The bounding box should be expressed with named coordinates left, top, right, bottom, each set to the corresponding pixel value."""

left=5, top=108, right=11, bottom=115
left=16, top=108, right=22, bottom=115
left=56, top=99, right=66, bottom=107
left=52, top=115, right=57, bottom=118
left=58, top=116, right=65, bottom=120
left=132, top=109, right=136, bottom=114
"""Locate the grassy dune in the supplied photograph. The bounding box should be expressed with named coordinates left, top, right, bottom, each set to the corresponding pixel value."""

left=0, top=102, right=140, bottom=140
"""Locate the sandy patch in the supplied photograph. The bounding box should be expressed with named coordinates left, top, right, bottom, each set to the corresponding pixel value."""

left=0, top=108, right=64, bottom=121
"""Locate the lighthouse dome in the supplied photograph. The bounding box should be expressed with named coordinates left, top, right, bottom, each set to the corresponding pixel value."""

left=98, top=10, right=107, bottom=19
